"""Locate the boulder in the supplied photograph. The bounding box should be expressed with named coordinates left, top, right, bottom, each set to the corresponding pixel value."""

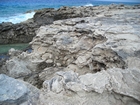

left=0, top=74, right=39, bottom=105
left=6, top=57, right=31, bottom=78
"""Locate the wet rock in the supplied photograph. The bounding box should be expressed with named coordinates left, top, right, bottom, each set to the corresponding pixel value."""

left=8, top=48, right=22, bottom=57
left=0, top=22, right=37, bottom=44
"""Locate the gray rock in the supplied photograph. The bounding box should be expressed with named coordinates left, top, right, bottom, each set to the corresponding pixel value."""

left=6, top=57, right=31, bottom=78
left=0, top=22, right=37, bottom=44
left=0, top=74, right=40, bottom=105
left=0, top=74, right=28, bottom=105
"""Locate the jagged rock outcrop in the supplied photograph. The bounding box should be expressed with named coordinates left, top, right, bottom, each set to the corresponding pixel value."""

left=0, top=22, right=37, bottom=44
left=33, top=4, right=140, bottom=25
left=0, top=4, right=140, bottom=44
left=30, top=17, right=125, bottom=72
left=0, top=4, right=140, bottom=105
left=39, top=68, right=140, bottom=105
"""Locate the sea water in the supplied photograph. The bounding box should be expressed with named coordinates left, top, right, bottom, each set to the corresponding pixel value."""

left=0, top=0, right=140, bottom=24
left=0, top=0, right=139, bottom=57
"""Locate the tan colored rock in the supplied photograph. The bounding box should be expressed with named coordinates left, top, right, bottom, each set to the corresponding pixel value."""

left=1, top=5, right=140, bottom=105
left=40, top=68, right=140, bottom=105
left=37, top=46, right=48, bottom=54
left=41, top=53, right=53, bottom=60
left=46, top=59, right=53, bottom=64
left=65, top=64, right=93, bottom=75
left=75, top=56, right=87, bottom=67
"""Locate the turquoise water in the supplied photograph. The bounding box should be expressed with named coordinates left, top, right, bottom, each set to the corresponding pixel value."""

left=0, top=43, right=29, bottom=59
left=0, top=0, right=140, bottom=23
left=0, top=0, right=139, bottom=57
left=0, top=43, right=29, bottom=54
left=0, top=0, right=139, bottom=53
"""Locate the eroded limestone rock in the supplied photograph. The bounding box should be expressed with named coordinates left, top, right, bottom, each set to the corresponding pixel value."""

left=1, top=5, right=140, bottom=105
left=30, top=17, right=125, bottom=72
left=40, top=68, right=140, bottom=105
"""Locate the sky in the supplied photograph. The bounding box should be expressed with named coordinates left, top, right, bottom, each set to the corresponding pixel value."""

left=99, top=0, right=140, bottom=2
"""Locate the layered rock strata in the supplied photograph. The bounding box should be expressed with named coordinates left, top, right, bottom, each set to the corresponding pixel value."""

left=0, top=22, right=37, bottom=44
left=0, top=4, right=140, bottom=44
left=39, top=68, right=140, bottom=105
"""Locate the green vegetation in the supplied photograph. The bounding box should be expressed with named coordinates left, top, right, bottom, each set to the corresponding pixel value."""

left=0, top=43, right=29, bottom=54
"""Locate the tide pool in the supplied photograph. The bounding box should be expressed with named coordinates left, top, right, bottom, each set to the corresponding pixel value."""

left=0, top=43, right=29, bottom=54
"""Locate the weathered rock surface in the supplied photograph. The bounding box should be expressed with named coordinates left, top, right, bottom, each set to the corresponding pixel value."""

left=0, top=22, right=37, bottom=44
left=0, top=74, right=40, bottom=105
left=30, top=16, right=127, bottom=72
left=0, top=4, right=140, bottom=44
left=39, top=68, right=140, bottom=105
left=33, top=4, right=140, bottom=25
left=0, top=4, right=140, bottom=105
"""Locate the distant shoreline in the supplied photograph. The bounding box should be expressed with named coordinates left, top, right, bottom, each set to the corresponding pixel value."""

left=0, top=1, right=140, bottom=23
left=0, top=4, right=140, bottom=45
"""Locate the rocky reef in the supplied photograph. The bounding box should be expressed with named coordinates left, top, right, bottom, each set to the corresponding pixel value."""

left=0, top=4, right=140, bottom=105
left=0, top=4, right=140, bottom=44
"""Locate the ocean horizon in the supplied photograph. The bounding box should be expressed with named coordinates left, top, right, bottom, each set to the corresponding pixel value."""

left=0, top=0, right=140, bottom=24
